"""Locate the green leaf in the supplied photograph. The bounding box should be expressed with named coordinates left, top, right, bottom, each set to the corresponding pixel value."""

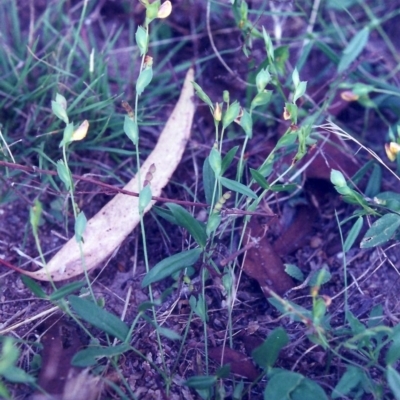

left=252, top=327, right=289, bottom=369
left=360, top=213, right=400, bottom=248
left=189, top=294, right=208, bottom=323
left=203, top=156, right=216, bottom=205
left=136, top=66, right=153, bottom=96
left=250, top=91, right=272, bottom=112
left=264, top=370, right=328, bottom=400
left=21, top=276, right=47, bottom=299
left=343, top=216, right=363, bottom=252
left=139, top=185, right=152, bottom=213
left=387, top=365, right=400, bottom=400
left=256, top=68, right=271, bottom=93
left=49, top=281, right=85, bottom=301
left=59, top=122, right=74, bottom=147
left=365, top=163, right=381, bottom=198
left=124, top=116, right=138, bottom=145
left=74, top=211, right=87, bottom=243
left=331, top=169, right=347, bottom=187
left=338, top=27, right=369, bottom=73
left=56, top=160, right=71, bottom=190
left=141, top=248, right=202, bottom=287
left=206, top=212, right=221, bottom=236
left=135, top=25, right=148, bottom=56
left=192, top=81, right=213, bottom=110
left=157, top=326, right=181, bottom=340
left=166, top=203, right=207, bottom=248
left=223, top=100, right=240, bottom=129
left=209, top=148, right=222, bottom=177
left=250, top=168, right=269, bottom=190
left=219, top=177, right=257, bottom=199
left=332, top=366, right=364, bottom=399
left=221, top=146, right=239, bottom=174
left=386, top=326, right=400, bottom=365
left=284, top=264, right=304, bottom=281
left=275, top=131, right=297, bottom=150
left=51, top=95, right=69, bottom=124
left=69, top=295, right=129, bottom=341
left=262, top=27, right=274, bottom=60
left=293, top=81, right=307, bottom=103
left=2, top=365, right=35, bottom=384
left=71, top=343, right=130, bottom=367
left=184, top=375, right=217, bottom=390
left=240, top=109, right=252, bottom=138
left=308, top=268, right=331, bottom=287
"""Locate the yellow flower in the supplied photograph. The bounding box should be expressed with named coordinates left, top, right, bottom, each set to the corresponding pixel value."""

left=157, top=1, right=172, bottom=19
left=340, top=90, right=359, bottom=102
left=72, top=120, right=89, bottom=141
left=385, top=142, right=400, bottom=162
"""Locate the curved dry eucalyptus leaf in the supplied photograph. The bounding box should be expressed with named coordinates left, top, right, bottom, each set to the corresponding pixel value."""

left=27, top=68, right=195, bottom=281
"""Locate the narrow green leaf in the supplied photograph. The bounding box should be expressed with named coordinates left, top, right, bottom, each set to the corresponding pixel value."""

left=192, top=81, right=213, bottom=109
left=21, top=275, right=47, bottom=299
left=252, top=327, right=289, bottom=369
left=361, top=213, right=400, bottom=248
left=338, top=27, right=369, bottom=73
left=250, top=168, right=269, bottom=190
left=49, top=281, right=85, bottom=301
left=166, top=203, right=207, bottom=248
left=221, top=146, right=239, bottom=174
left=219, top=177, right=257, bottom=199
left=69, top=295, right=129, bottom=341
left=141, top=248, right=202, bottom=287
left=203, top=156, right=216, bottom=206
left=157, top=326, right=181, bottom=340
left=71, top=343, right=130, bottom=367
left=184, top=375, right=217, bottom=390
left=365, top=163, right=382, bottom=198
left=343, top=216, right=363, bottom=252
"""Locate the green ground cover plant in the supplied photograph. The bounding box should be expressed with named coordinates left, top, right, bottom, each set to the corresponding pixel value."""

left=1, top=0, right=400, bottom=399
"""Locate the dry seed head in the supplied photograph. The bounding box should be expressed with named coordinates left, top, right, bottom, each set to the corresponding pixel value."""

left=122, top=101, right=135, bottom=119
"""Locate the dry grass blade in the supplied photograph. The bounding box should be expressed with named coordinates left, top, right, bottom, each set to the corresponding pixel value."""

left=26, top=68, right=195, bottom=281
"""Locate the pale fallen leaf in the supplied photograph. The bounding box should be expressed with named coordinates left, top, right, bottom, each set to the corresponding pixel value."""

left=26, top=68, right=195, bottom=281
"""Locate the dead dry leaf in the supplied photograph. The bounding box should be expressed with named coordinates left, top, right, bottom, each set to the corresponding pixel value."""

left=27, top=68, right=195, bottom=281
